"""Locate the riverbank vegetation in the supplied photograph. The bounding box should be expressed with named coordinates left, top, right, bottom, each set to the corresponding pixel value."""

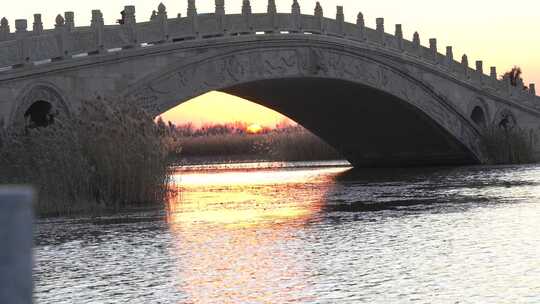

left=157, top=120, right=343, bottom=164
left=479, top=67, right=537, bottom=164
left=0, top=97, right=170, bottom=217
left=481, top=125, right=536, bottom=164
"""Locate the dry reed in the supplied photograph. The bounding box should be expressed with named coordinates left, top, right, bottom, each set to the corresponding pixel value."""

left=169, top=125, right=342, bottom=163
left=481, top=125, right=536, bottom=164
left=0, top=97, right=171, bottom=217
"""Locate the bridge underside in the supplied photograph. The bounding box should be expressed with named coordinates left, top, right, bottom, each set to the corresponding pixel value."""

left=222, top=78, right=478, bottom=168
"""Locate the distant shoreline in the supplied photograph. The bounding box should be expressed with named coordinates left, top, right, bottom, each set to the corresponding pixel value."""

left=172, top=158, right=351, bottom=173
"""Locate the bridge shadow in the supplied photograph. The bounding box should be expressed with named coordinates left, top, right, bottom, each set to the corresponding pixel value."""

left=321, top=164, right=540, bottom=216
left=222, top=77, right=478, bottom=168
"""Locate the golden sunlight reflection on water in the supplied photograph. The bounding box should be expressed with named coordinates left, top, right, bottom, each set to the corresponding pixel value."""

left=166, top=165, right=349, bottom=303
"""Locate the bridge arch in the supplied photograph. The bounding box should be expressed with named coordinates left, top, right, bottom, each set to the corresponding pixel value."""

left=470, top=106, right=487, bottom=128
left=24, top=100, right=54, bottom=128
left=467, top=97, right=491, bottom=128
left=11, top=83, right=70, bottom=128
left=496, top=108, right=518, bottom=130
left=123, top=43, right=484, bottom=167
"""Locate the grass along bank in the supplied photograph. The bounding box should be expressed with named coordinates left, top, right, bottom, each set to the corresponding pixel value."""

left=158, top=121, right=343, bottom=164
left=0, top=97, right=171, bottom=217
left=481, top=125, right=537, bottom=164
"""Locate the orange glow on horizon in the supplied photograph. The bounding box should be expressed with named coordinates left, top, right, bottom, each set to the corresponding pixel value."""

left=160, top=91, right=290, bottom=129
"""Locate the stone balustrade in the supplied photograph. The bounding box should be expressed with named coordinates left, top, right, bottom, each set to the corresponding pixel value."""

left=0, top=0, right=537, bottom=105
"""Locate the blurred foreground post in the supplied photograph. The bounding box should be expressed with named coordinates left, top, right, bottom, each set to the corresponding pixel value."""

left=0, top=186, right=34, bottom=304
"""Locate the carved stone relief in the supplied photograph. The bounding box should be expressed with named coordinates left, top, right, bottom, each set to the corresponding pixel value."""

left=11, top=84, right=69, bottom=126
left=126, top=45, right=484, bottom=161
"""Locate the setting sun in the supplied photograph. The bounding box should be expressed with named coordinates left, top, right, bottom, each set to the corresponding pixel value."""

left=246, top=124, right=263, bottom=134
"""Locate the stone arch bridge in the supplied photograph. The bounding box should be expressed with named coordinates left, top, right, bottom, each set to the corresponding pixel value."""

left=0, top=1, right=539, bottom=167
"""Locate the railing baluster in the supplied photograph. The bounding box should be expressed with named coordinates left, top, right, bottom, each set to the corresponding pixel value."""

left=357, top=12, right=365, bottom=41
left=123, top=6, right=138, bottom=48
left=90, top=10, right=104, bottom=54
left=291, top=0, right=301, bottom=33
left=395, top=24, right=403, bottom=51
left=188, top=0, right=199, bottom=38
left=242, top=0, right=253, bottom=34
left=336, top=6, right=344, bottom=37
left=376, top=18, right=384, bottom=45
left=215, top=0, right=225, bottom=34
left=0, top=18, right=11, bottom=41
left=268, top=0, right=277, bottom=33
left=157, top=3, right=169, bottom=43
left=15, top=19, right=28, bottom=67
left=54, top=14, right=67, bottom=60
left=314, top=2, right=324, bottom=34
left=32, top=14, right=43, bottom=34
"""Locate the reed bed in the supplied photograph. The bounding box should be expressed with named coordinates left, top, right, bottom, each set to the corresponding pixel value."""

left=166, top=124, right=343, bottom=163
left=481, top=125, right=537, bottom=164
left=0, top=97, right=171, bottom=217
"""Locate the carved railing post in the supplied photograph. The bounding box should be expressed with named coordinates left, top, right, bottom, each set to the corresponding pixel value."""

left=157, top=3, right=169, bottom=42
left=356, top=12, right=366, bottom=41
left=503, top=75, right=512, bottom=94
left=188, top=0, right=199, bottom=37
left=476, top=60, right=483, bottom=84
left=15, top=19, right=29, bottom=67
left=215, top=0, right=224, bottom=15
left=65, top=12, right=74, bottom=31
left=445, top=46, right=453, bottom=69
left=490, top=66, right=497, bottom=79
left=376, top=18, right=384, bottom=45
left=0, top=18, right=10, bottom=41
left=15, top=20, right=27, bottom=36
left=395, top=24, right=403, bottom=51
left=516, top=78, right=525, bottom=94
left=291, top=0, right=301, bottom=33
left=268, top=0, right=277, bottom=33
left=461, top=54, right=469, bottom=78
left=429, top=38, right=437, bottom=63
left=490, top=66, right=498, bottom=88
left=188, top=0, right=197, bottom=17
left=123, top=6, right=138, bottom=48
left=314, top=2, right=324, bottom=34
left=90, top=10, right=104, bottom=54
left=32, top=14, right=43, bottom=34
left=242, top=0, right=253, bottom=34
left=54, top=15, right=67, bottom=60
left=475, top=60, right=483, bottom=74
left=336, top=6, right=344, bottom=37
left=215, top=0, right=226, bottom=34
left=412, top=31, right=420, bottom=56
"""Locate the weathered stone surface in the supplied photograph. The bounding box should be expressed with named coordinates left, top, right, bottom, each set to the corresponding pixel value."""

left=0, top=186, right=34, bottom=304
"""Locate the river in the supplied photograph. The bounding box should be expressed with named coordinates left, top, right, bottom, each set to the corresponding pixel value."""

left=34, top=161, right=540, bottom=303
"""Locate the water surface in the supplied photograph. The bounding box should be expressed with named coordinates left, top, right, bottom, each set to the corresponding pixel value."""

left=35, top=161, right=540, bottom=303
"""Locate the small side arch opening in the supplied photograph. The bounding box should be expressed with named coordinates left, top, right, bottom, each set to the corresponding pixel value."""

left=470, top=106, right=486, bottom=127
left=498, top=112, right=516, bottom=131
left=24, top=100, right=55, bottom=128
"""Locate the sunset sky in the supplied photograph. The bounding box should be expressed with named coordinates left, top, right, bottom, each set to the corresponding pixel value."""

left=4, top=1, right=539, bottom=127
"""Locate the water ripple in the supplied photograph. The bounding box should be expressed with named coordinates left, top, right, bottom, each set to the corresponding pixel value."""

left=35, top=162, right=540, bottom=303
